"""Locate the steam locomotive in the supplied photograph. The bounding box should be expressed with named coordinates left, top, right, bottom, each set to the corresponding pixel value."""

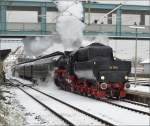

left=15, top=43, right=131, bottom=99
left=54, top=43, right=131, bottom=98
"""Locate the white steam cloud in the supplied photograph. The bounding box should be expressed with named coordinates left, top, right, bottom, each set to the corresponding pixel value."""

left=23, top=36, right=61, bottom=57
left=23, top=1, right=85, bottom=57
left=56, top=1, right=85, bottom=50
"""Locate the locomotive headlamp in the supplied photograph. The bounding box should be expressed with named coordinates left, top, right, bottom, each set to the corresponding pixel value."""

left=101, top=76, right=105, bottom=80
left=124, top=76, right=128, bottom=80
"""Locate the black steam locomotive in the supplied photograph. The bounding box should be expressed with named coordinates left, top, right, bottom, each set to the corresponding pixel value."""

left=54, top=43, right=131, bottom=98
left=15, top=43, right=131, bottom=99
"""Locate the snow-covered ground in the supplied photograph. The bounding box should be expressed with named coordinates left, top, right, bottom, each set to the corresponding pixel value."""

left=10, top=88, right=67, bottom=125
left=110, top=100, right=149, bottom=113
left=24, top=87, right=104, bottom=125
left=128, top=77, right=150, bottom=93
left=5, top=52, right=150, bottom=125
left=7, top=76, right=149, bottom=125
left=9, top=77, right=33, bottom=85
left=0, top=86, right=25, bottom=126
left=34, top=82, right=149, bottom=125
left=128, top=84, right=150, bottom=93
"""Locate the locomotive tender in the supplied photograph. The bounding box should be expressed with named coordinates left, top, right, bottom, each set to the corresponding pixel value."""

left=54, top=43, right=131, bottom=98
left=16, top=43, right=131, bottom=99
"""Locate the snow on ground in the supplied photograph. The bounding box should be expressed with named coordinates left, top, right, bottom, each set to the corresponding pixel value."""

left=0, top=86, right=25, bottom=126
left=110, top=99, right=149, bottom=113
left=25, top=87, right=104, bottom=125
left=128, top=77, right=150, bottom=93
left=6, top=75, right=149, bottom=125
left=5, top=67, right=150, bottom=124
left=10, top=76, right=32, bottom=85
left=35, top=80, right=149, bottom=125
left=8, top=76, right=150, bottom=125
left=128, top=84, right=150, bottom=93
left=7, top=74, right=150, bottom=125
left=10, top=87, right=66, bottom=125
left=6, top=76, right=66, bottom=125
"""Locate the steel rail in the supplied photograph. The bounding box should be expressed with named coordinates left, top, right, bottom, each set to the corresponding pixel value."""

left=26, top=86, right=115, bottom=126
left=8, top=79, right=115, bottom=126
left=120, top=99, right=149, bottom=108
left=18, top=87, right=75, bottom=126
left=99, top=99, right=150, bottom=116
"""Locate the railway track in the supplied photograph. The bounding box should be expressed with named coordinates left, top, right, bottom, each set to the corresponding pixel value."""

left=8, top=78, right=150, bottom=117
left=70, top=89, right=150, bottom=116
left=22, top=86, right=150, bottom=125
left=6, top=79, right=31, bottom=87
left=8, top=78, right=150, bottom=125
left=9, top=79, right=116, bottom=126
left=106, top=99, right=150, bottom=116
left=126, top=89, right=150, bottom=105
left=120, top=99, right=149, bottom=108
left=19, top=87, right=73, bottom=126
left=82, top=96, right=150, bottom=116
left=70, top=88, right=150, bottom=116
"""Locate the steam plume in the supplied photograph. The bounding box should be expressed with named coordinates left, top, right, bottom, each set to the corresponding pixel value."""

left=56, top=1, right=85, bottom=50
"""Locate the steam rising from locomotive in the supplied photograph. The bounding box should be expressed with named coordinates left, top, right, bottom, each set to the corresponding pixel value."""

left=23, top=37, right=53, bottom=57
left=56, top=1, right=85, bottom=50
left=22, top=1, right=85, bottom=57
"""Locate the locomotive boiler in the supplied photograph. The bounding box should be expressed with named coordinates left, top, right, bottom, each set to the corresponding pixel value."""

left=54, top=43, right=131, bottom=98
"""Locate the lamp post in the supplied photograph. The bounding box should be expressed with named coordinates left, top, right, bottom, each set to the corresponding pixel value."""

left=128, top=22, right=145, bottom=87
